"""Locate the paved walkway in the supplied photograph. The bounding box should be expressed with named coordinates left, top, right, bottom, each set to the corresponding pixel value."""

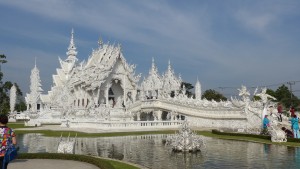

left=9, top=159, right=100, bottom=169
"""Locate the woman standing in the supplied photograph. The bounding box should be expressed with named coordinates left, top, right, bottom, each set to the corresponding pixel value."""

left=290, top=106, right=296, bottom=117
left=0, top=114, right=16, bottom=169
left=290, top=114, right=300, bottom=138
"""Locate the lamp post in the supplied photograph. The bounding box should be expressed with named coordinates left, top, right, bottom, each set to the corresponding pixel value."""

left=287, top=81, right=295, bottom=106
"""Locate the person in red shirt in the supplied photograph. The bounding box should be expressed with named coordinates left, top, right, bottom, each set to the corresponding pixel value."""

left=290, top=106, right=295, bottom=117
left=277, top=103, right=283, bottom=122
left=0, top=114, right=17, bottom=169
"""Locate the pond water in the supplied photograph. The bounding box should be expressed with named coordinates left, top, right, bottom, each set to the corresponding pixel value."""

left=17, top=134, right=300, bottom=169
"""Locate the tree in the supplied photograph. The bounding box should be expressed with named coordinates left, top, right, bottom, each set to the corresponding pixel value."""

left=275, top=85, right=298, bottom=108
left=0, top=54, right=7, bottom=64
left=181, top=82, right=194, bottom=98
left=0, top=54, right=27, bottom=114
left=202, top=89, right=227, bottom=102
left=14, top=83, right=26, bottom=112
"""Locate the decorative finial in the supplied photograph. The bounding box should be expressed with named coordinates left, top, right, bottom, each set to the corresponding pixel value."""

left=168, top=59, right=172, bottom=71
left=66, top=28, right=78, bottom=60
left=151, top=57, right=155, bottom=70
left=70, top=28, right=75, bottom=47
left=98, top=37, right=103, bottom=48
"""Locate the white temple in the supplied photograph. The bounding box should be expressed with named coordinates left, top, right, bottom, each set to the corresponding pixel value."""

left=23, top=30, right=278, bottom=134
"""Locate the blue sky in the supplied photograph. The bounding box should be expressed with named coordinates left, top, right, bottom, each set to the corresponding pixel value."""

left=1, top=0, right=300, bottom=98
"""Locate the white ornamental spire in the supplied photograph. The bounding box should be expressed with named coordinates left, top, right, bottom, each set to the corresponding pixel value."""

left=10, top=84, right=17, bottom=112
left=151, top=57, right=157, bottom=74
left=195, top=78, right=202, bottom=100
left=168, top=59, right=172, bottom=72
left=66, top=28, right=78, bottom=62
left=29, top=62, right=43, bottom=112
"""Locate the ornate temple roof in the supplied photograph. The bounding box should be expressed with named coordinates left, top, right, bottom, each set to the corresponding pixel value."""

left=161, top=60, right=182, bottom=92
left=68, top=41, right=140, bottom=91
left=141, top=58, right=162, bottom=91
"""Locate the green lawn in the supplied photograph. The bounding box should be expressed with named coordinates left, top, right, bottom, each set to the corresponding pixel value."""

left=18, top=153, right=140, bottom=169
left=8, top=122, right=32, bottom=129
left=196, top=130, right=300, bottom=147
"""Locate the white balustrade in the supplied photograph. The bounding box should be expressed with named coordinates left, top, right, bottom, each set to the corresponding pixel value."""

left=62, top=120, right=183, bottom=129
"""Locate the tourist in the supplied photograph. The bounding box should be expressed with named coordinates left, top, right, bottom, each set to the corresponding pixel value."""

left=290, top=106, right=296, bottom=117
left=263, top=115, right=270, bottom=129
left=277, top=103, right=283, bottom=122
left=261, top=115, right=270, bottom=135
left=269, top=106, right=274, bottom=116
left=0, top=114, right=17, bottom=169
left=281, top=127, right=294, bottom=138
left=289, top=114, right=300, bottom=138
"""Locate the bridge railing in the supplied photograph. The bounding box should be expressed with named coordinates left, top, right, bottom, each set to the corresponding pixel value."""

left=63, top=120, right=183, bottom=129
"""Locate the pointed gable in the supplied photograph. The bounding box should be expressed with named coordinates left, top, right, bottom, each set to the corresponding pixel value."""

left=141, top=58, right=162, bottom=91
left=162, top=60, right=181, bottom=92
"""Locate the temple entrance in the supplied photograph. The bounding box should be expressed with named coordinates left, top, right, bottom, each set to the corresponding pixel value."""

left=140, top=112, right=154, bottom=121
left=109, top=79, right=124, bottom=108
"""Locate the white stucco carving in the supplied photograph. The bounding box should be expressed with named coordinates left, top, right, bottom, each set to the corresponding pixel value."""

left=25, top=62, right=43, bottom=113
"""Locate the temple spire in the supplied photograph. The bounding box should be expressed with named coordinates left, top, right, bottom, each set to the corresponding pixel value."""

left=98, top=37, right=103, bottom=48
left=168, top=59, right=172, bottom=72
left=195, top=78, right=202, bottom=100
left=151, top=57, right=155, bottom=71
left=66, top=28, right=78, bottom=62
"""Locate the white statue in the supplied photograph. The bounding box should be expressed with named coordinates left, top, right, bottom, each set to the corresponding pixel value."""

left=10, top=84, right=17, bottom=112
left=255, top=87, right=276, bottom=105
left=238, top=85, right=250, bottom=102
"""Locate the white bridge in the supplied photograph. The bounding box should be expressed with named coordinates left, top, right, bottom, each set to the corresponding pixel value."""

left=127, top=99, right=246, bottom=120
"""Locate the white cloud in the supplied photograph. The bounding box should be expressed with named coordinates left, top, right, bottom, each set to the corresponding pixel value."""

left=236, top=10, right=275, bottom=32
left=1, top=0, right=300, bottom=97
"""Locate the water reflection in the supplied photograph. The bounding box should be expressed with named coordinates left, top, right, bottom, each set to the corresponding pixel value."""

left=17, top=134, right=300, bottom=169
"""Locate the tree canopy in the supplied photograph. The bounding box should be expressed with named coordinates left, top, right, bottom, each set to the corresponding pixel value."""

left=202, top=89, right=227, bottom=102
left=181, top=82, right=194, bottom=98
left=274, top=85, right=298, bottom=108
left=0, top=54, right=26, bottom=114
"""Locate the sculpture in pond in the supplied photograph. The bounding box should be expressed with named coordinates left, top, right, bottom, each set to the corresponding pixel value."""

left=57, top=133, right=77, bottom=154
left=166, top=120, right=205, bottom=152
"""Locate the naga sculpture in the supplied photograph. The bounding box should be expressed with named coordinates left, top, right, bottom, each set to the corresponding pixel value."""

left=166, top=120, right=205, bottom=152
left=57, top=133, right=77, bottom=154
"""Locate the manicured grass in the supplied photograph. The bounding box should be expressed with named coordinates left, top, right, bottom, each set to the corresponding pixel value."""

left=8, top=122, right=32, bottom=129
left=18, top=153, right=140, bottom=169
left=196, top=130, right=300, bottom=147
left=105, top=159, right=140, bottom=169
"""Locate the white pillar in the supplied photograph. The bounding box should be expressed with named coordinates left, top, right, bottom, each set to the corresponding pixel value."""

left=106, top=84, right=109, bottom=106
left=123, top=74, right=126, bottom=107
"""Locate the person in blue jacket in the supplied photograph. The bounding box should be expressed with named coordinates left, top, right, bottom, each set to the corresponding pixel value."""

left=263, top=115, right=270, bottom=129
left=290, top=114, right=300, bottom=138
